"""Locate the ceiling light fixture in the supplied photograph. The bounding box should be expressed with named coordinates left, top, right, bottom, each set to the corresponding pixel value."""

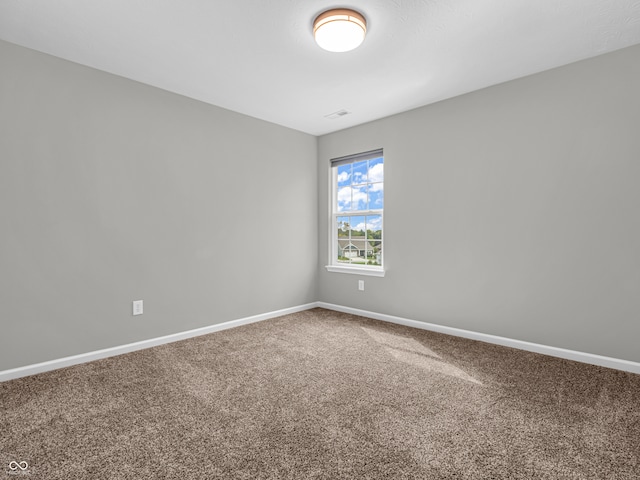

left=313, top=8, right=367, bottom=53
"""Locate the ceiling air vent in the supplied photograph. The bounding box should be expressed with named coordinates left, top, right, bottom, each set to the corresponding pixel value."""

left=324, top=109, right=351, bottom=120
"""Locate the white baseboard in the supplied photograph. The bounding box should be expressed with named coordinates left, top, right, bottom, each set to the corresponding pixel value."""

left=0, top=303, right=318, bottom=382
left=317, top=302, right=640, bottom=375
left=3, top=301, right=639, bottom=382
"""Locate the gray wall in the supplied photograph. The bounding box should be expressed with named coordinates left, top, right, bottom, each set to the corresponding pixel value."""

left=2, top=38, right=639, bottom=372
left=0, top=40, right=318, bottom=371
left=318, top=44, right=640, bottom=363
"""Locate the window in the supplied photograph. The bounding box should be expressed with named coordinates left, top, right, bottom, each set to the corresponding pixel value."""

left=327, top=149, right=384, bottom=276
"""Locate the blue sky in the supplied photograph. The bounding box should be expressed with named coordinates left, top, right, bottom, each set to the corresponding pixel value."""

left=336, top=157, right=383, bottom=233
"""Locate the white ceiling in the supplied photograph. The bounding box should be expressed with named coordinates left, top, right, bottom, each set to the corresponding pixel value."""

left=1, top=0, right=640, bottom=136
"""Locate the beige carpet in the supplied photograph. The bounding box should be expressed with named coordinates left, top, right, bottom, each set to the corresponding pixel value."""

left=1, top=308, right=639, bottom=479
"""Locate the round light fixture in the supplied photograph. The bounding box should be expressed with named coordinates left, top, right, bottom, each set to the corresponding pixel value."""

left=313, top=8, right=367, bottom=53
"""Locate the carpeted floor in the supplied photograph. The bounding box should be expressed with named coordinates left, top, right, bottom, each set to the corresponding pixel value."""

left=1, top=308, right=639, bottom=479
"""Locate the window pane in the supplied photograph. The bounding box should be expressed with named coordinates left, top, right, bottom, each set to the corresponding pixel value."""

left=337, top=164, right=351, bottom=187
left=350, top=216, right=366, bottom=237
left=337, top=186, right=351, bottom=212
left=337, top=216, right=352, bottom=263
left=369, top=242, right=383, bottom=266
left=366, top=214, right=382, bottom=266
left=352, top=185, right=367, bottom=211
left=365, top=214, right=382, bottom=238
left=337, top=216, right=350, bottom=237
left=352, top=161, right=368, bottom=185
left=368, top=183, right=384, bottom=209
left=368, top=157, right=383, bottom=182
left=337, top=239, right=351, bottom=263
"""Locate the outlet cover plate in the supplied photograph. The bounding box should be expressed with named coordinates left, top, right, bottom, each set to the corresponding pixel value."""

left=133, top=300, right=143, bottom=315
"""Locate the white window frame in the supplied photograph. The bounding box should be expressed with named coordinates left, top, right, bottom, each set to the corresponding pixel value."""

left=326, top=149, right=385, bottom=277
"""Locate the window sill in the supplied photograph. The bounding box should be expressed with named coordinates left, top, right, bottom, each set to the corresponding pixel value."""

left=325, top=265, right=385, bottom=277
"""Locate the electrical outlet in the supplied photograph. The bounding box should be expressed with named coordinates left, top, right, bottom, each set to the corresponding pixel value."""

left=133, top=300, right=143, bottom=316
left=358, top=280, right=365, bottom=291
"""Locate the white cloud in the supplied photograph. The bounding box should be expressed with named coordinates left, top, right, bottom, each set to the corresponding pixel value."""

left=367, top=216, right=382, bottom=231
left=352, top=222, right=365, bottom=231
left=353, top=216, right=382, bottom=232
left=353, top=171, right=366, bottom=184
left=337, top=186, right=367, bottom=209
left=337, top=171, right=350, bottom=183
left=337, top=186, right=351, bottom=206
left=368, top=163, right=383, bottom=183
